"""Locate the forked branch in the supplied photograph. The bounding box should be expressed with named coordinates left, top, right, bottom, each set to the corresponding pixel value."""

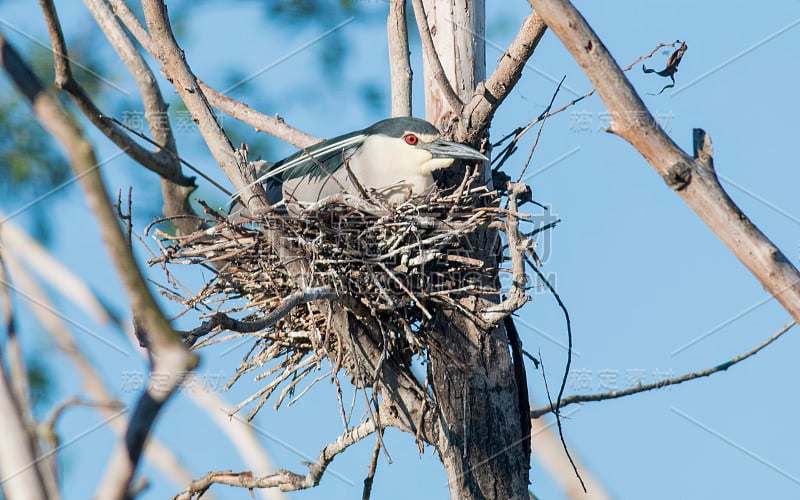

left=529, top=0, right=800, bottom=323
left=531, top=321, right=795, bottom=418
left=174, top=419, right=378, bottom=499
left=109, top=0, right=319, bottom=149
left=461, top=10, right=547, bottom=143
left=0, top=30, right=197, bottom=499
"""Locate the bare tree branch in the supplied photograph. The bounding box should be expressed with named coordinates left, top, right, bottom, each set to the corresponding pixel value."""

left=175, top=419, right=378, bottom=499
left=0, top=248, right=198, bottom=490
left=182, top=286, right=338, bottom=347
left=39, top=0, right=203, bottom=237
left=81, top=0, right=177, bottom=165
left=411, top=0, right=464, bottom=114
left=0, top=30, right=197, bottom=499
left=481, top=182, right=531, bottom=324
left=141, top=0, right=266, bottom=211
left=531, top=321, right=795, bottom=418
left=361, top=429, right=383, bottom=500
left=0, top=361, right=49, bottom=500
left=184, top=391, right=286, bottom=500
left=461, top=10, right=547, bottom=143
left=0, top=26, right=189, bottom=356
left=529, top=0, right=800, bottom=323
left=40, top=397, right=125, bottom=447
left=0, top=245, right=48, bottom=500
left=529, top=405, right=611, bottom=499
left=387, top=0, right=412, bottom=117
left=108, top=0, right=319, bottom=149
left=0, top=242, right=34, bottom=439
left=200, top=82, right=320, bottom=148
left=38, top=0, right=184, bottom=182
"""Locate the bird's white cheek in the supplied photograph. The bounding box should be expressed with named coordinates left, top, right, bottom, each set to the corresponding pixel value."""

left=420, top=158, right=455, bottom=174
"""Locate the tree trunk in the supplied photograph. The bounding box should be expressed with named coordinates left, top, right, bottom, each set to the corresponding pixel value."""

left=421, top=1, right=530, bottom=498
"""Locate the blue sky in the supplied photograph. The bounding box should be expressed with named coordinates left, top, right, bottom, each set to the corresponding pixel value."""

left=2, top=1, right=800, bottom=499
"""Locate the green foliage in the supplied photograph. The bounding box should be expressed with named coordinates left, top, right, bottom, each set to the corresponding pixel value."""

left=0, top=41, right=109, bottom=202
left=0, top=95, right=70, bottom=195
left=27, top=355, right=55, bottom=411
left=268, top=0, right=357, bottom=19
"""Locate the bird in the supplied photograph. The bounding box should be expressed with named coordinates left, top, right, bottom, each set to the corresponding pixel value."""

left=253, top=117, right=488, bottom=209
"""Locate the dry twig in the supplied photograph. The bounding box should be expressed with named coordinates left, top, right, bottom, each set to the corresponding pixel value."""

left=531, top=321, right=796, bottom=418
left=151, top=172, right=532, bottom=419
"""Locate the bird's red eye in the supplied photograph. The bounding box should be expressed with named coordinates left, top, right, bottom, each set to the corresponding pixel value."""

left=404, top=134, right=418, bottom=145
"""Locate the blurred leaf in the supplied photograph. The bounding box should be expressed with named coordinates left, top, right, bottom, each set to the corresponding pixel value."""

left=359, top=82, right=385, bottom=113
left=27, top=355, right=55, bottom=410
left=0, top=96, right=70, bottom=194
left=268, top=0, right=356, bottom=20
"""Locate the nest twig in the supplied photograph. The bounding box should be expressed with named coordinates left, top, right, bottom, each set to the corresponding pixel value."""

left=148, top=170, right=533, bottom=418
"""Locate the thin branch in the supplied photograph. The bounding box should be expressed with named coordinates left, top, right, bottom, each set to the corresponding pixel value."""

left=175, top=419, right=378, bottom=499
left=530, top=0, right=800, bottom=324
left=0, top=249, right=198, bottom=490
left=491, top=41, right=680, bottom=175
left=81, top=0, right=177, bottom=160
left=38, top=0, right=186, bottom=182
left=181, top=286, right=338, bottom=347
left=0, top=244, right=49, bottom=500
left=108, top=0, right=319, bottom=149
left=531, top=321, right=796, bottom=419
left=40, top=397, right=125, bottom=447
left=517, top=76, right=564, bottom=181
left=529, top=404, right=612, bottom=499
left=200, top=81, right=320, bottom=148
left=387, top=0, right=412, bottom=117
left=0, top=31, right=197, bottom=498
left=526, top=255, right=582, bottom=490
left=102, top=115, right=233, bottom=196
left=361, top=429, right=383, bottom=500
left=185, top=392, right=286, bottom=500
left=141, top=0, right=266, bottom=212
left=410, top=0, right=463, bottom=113
left=481, top=182, right=530, bottom=324
left=462, top=10, right=547, bottom=142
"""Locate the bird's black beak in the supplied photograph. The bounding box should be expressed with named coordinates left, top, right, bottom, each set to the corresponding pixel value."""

left=421, top=138, right=489, bottom=162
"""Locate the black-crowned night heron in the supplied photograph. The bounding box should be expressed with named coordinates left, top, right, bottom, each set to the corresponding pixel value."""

left=254, top=117, right=488, bottom=208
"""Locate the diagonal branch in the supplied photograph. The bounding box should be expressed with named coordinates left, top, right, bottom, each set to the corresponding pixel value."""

left=108, top=0, right=319, bottom=149
left=410, top=0, right=463, bottom=114
left=174, top=419, right=378, bottom=499
left=461, top=10, right=547, bottom=143
left=181, top=286, right=338, bottom=347
left=0, top=30, right=197, bottom=499
left=0, top=244, right=198, bottom=490
left=529, top=0, right=800, bottom=323
left=39, top=0, right=202, bottom=237
left=141, top=0, right=266, bottom=210
left=0, top=247, right=49, bottom=500
left=38, top=0, right=186, bottom=183
left=531, top=321, right=795, bottom=418
left=200, top=81, right=320, bottom=148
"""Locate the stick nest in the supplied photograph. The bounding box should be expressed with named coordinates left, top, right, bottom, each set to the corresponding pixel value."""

left=149, top=172, right=521, bottom=418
